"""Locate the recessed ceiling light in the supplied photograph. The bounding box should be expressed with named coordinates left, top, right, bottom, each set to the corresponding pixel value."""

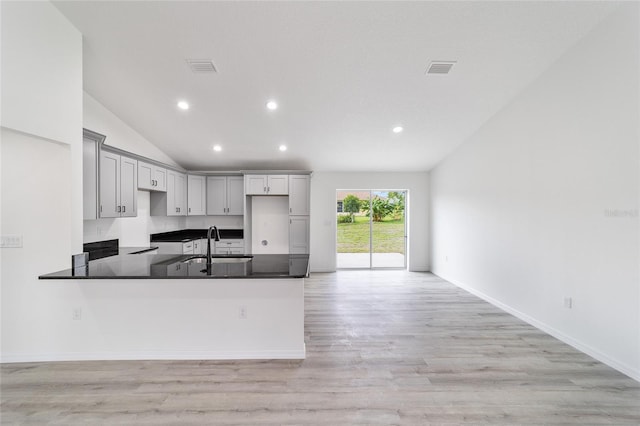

left=266, top=100, right=278, bottom=110
left=279, top=145, right=287, bottom=152
left=393, top=126, right=403, bottom=133
left=213, top=145, right=222, bottom=152
left=177, top=101, right=189, bottom=110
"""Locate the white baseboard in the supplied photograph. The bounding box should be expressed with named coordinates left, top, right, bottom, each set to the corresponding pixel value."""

left=434, top=271, right=640, bottom=383
left=1, top=346, right=306, bottom=364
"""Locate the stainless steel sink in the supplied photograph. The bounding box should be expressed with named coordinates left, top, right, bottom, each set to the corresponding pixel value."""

left=184, top=256, right=253, bottom=264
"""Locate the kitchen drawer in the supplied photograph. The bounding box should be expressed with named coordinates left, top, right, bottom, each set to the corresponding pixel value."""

left=215, top=240, right=244, bottom=249
left=182, top=241, right=194, bottom=254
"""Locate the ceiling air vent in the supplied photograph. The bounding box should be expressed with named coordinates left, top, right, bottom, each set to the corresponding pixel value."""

left=426, top=61, right=456, bottom=75
left=186, top=59, right=217, bottom=73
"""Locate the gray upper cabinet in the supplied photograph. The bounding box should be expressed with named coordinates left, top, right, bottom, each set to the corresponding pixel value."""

left=99, top=151, right=137, bottom=218
left=138, top=161, right=167, bottom=192
left=245, top=174, right=289, bottom=195
left=207, top=176, right=244, bottom=215
left=187, top=175, right=206, bottom=216
left=151, top=170, right=187, bottom=216
left=288, top=175, right=310, bottom=215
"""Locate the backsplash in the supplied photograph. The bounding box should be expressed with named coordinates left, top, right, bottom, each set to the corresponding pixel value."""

left=84, top=191, right=244, bottom=246
left=84, top=191, right=186, bottom=246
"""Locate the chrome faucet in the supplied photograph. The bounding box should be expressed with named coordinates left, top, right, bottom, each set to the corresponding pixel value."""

left=206, top=226, right=220, bottom=266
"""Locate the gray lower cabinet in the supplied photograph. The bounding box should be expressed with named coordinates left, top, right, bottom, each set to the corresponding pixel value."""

left=215, top=240, right=244, bottom=255
left=289, top=216, right=310, bottom=254
left=100, top=151, right=137, bottom=218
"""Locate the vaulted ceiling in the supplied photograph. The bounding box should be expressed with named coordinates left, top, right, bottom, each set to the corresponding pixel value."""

left=54, top=1, right=618, bottom=171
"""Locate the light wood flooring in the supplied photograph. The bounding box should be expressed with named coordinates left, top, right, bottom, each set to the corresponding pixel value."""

left=2, top=271, right=639, bottom=424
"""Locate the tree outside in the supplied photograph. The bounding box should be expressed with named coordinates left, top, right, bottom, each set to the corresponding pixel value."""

left=342, top=194, right=361, bottom=223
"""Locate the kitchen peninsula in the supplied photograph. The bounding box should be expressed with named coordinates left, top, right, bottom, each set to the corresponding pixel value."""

left=39, top=253, right=309, bottom=360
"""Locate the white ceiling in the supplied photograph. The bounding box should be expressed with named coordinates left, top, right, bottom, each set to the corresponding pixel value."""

left=54, top=1, right=618, bottom=172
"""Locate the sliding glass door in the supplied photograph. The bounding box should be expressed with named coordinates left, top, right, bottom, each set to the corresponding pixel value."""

left=336, top=190, right=406, bottom=269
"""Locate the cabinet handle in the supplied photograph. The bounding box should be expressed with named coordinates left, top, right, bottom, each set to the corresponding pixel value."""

left=188, top=207, right=191, bottom=213
left=176, top=207, right=178, bottom=213
left=290, top=207, right=292, bottom=213
left=117, top=206, right=121, bottom=213
left=122, top=206, right=126, bottom=213
left=264, top=186, right=267, bottom=193
left=100, top=205, right=103, bottom=213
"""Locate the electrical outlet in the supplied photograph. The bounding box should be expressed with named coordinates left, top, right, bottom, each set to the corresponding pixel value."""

left=72, top=308, right=82, bottom=320
left=563, top=297, right=573, bottom=309
left=1, top=235, right=23, bottom=248
left=239, top=306, right=247, bottom=319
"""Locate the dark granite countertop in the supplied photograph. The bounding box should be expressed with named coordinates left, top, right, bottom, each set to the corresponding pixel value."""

left=150, top=228, right=243, bottom=243
left=39, top=254, right=309, bottom=280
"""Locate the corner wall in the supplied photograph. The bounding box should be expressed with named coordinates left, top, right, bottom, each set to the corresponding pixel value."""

left=430, top=4, right=639, bottom=380
left=1, top=1, right=83, bottom=359
left=310, top=171, right=429, bottom=272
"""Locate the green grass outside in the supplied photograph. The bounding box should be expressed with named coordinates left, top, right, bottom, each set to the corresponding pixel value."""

left=337, top=215, right=405, bottom=254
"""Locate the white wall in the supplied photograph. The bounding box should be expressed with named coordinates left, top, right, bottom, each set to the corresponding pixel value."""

left=83, top=92, right=179, bottom=167
left=310, top=172, right=429, bottom=272
left=1, top=0, right=83, bottom=253
left=430, top=4, right=639, bottom=380
left=83, top=92, right=187, bottom=245
left=0, top=2, right=83, bottom=360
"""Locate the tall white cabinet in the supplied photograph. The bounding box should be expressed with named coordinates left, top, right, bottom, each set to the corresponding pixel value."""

left=100, top=151, right=138, bottom=218
left=288, top=174, right=310, bottom=253
left=187, top=175, right=206, bottom=216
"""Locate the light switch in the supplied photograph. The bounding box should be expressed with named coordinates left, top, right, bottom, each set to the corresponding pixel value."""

left=1, top=235, right=23, bottom=248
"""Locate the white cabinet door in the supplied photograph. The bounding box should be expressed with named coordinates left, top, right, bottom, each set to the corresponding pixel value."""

left=100, top=152, right=137, bottom=218
left=289, top=216, right=310, bottom=254
left=208, top=176, right=245, bottom=215
left=166, top=170, right=187, bottom=216
left=245, top=174, right=288, bottom=195
left=267, top=175, right=289, bottom=195
left=137, top=161, right=154, bottom=190
left=206, top=176, right=227, bottom=215
left=245, top=175, right=267, bottom=195
left=187, top=175, right=206, bottom=216
left=227, top=176, right=245, bottom=215
left=138, top=161, right=167, bottom=192
left=153, top=166, right=167, bottom=192
left=176, top=172, right=187, bottom=215
left=289, top=175, right=310, bottom=215
left=120, top=156, right=138, bottom=217
left=100, top=151, right=120, bottom=218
